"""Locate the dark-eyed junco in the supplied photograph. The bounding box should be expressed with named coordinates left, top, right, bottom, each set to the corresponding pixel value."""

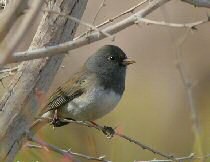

left=32, top=45, right=135, bottom=129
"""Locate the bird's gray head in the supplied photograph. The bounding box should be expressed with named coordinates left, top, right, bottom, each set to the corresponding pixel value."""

left=85, top=45, right=134, bottom=76
left=84, top=45, right=135, bottom=94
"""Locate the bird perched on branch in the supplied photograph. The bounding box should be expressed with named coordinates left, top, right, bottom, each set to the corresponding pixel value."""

left=31, top=45, right=135, bottom=132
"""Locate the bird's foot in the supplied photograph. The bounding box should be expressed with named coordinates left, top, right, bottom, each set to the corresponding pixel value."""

left=102, top=126, right=115, bottom=138
left=50, top=117, right=75, bottom=127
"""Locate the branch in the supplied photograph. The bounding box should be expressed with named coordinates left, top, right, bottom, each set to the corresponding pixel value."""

left=36, top=118, right=175, bottom=160
left=43, top=9, right=114, bottom=40
left=0, top=0, right=28, bottom=42
left=0, top=0, right=44, bottom=65
left=0, top=0, right=88, bottom=161
left=76, top=0, right=148, bottom=40
left=174, top=29, right=203, bottom=156
left=10, top=0, right=171, bottom=63
left=181, top=0, right=210, bottom=8
left=136, top=17, right=210, bottom=29
left=27, top=135, right=110, bottom=162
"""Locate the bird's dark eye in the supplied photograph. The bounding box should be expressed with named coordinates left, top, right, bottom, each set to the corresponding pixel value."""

left=108, top=56, right=115, bottom=61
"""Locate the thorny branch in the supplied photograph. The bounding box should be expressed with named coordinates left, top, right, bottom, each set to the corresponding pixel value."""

left=10, top=0, right=172, bottom=63
left=34, top=117, right=175, bottom=160
left=27, top=134, right=110, bottom=162
left=75, top=0, right=149, bottom=40
left=31, top=118, right=210, bottom=161
left=7, top=0, right=210, bottom=64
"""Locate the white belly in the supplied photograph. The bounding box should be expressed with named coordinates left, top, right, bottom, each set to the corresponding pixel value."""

left=60, top=86, right=121, bottom=120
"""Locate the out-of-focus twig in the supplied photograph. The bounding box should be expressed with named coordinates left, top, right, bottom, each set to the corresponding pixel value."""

left=11, top=0, right=171, bottom=63
left=0, top=0, right=44, bottom=65
left=92, top=0, right=106, bottom=25
left=136, top=16, right=210, bottom=29
left=174, top=30, right=203, bottom=157
left=27, top=134, right=111, bottom=162
left=135, top=153, right=210, bottom=161
left=0, top=0, right=28, bottom=43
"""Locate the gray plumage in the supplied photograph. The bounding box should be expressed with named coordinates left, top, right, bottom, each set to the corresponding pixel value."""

left=40, top=45, right=134, bottom=124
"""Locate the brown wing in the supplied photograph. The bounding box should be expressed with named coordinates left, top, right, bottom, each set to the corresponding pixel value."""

left=40, top=70, right=92, bottom=114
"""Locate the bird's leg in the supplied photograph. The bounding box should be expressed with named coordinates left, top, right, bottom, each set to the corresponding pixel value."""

left=50, top=111, right=75, bottom=127
left=50, top=109, right=63, bottom=127
left=102, top=126, right=115, bottom=138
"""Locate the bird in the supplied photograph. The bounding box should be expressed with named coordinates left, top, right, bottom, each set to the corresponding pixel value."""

left=31, top=45, right=135, bottom=132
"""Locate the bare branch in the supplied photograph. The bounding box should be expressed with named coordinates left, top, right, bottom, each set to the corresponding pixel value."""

left=136, top=17, right=210, bottom=29
left=88, top=0, right=149, bottom=30
left=0, top=0, right=88, bottom=161
left=181, top=0, right=210, bottom=8
left=43, top=9, right=114, bottom=40
left=0, top=0, right=28, bottom=42
left=11, top=0, right=171, bottom=63
left=27, top=135, right=111, bottom=162
left=174, top=30, right=203, bottom=156
left=34, top=118, right=175, bottom=160
left=0, top=0, right=44, bottom=65
left=76, top=0, right=148, bottom=40
left=0, top=66, right=19, bottom=74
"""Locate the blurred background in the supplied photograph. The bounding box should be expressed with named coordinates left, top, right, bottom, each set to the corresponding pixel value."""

left=2, top=0, right=210, bottom=161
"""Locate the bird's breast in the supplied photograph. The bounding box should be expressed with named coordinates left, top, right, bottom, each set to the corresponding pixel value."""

left=61, top=86, right=121, bottom=120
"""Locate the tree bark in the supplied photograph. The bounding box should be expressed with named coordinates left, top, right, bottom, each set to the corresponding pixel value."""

left=0, top=0, right=87, bottom=161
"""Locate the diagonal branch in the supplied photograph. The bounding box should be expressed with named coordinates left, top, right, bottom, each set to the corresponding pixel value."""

left=0, top=0, right=28, bottom=43
left=0, top=0, right=44, bottom=65
left=10, top=0, right=171, bottom=63
left=27, top=135, right=110, bottom=162
left=43, top=9, right=114, bottom=40
left=34, top=118, right=175, bottom=160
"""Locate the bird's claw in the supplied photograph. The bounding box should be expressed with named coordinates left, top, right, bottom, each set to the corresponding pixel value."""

left=102, top=126, right=115, bottom=138
left=50, top=118, right=63, bottom=127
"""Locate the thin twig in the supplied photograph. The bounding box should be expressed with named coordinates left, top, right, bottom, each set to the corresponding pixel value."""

left=11, top=0, right=171, bottom=63
left=27, top=134, right=111, bottom=162
left=135, top=17, right=210, bottom=29
left=0, top=66, right=19, bottom=74
left=44, top=9, right=114, bottom=40
left=75, top=0, right=149, bottom=40
left=92, top=0, right=106, bottom=25
left=135, top=153, right=210, bottom=161
left=174, top=29, right=203, bottom=156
